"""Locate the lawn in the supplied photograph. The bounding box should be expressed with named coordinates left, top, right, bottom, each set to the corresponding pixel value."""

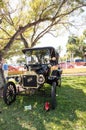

left=0, top=76, right=86, bottom=130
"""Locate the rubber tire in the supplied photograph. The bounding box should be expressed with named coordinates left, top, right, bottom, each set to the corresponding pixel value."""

left=51, top=82, right=56, bottom=109
left=58, top=77, right=61, bottom=87
left=3, top=82, right=16, bottom=105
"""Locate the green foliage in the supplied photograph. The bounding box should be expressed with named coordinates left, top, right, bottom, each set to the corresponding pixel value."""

left=0, top=0, right=86, bottom=60
left=83, top=29, right=86, bottom=37
left=0, top=0, right=4, bottom=7
left=66, top=33, right=86, bottom=58
left=29, top=0, right=52, bottom=19
left=4, top=41, right=24, bottom=59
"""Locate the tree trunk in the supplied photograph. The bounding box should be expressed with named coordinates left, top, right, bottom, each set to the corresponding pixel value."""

left=20, top=34, right=29, bottom=48
left=0, top=68, right=5, bottom=88
left=0, top=51, right=5, bottom=88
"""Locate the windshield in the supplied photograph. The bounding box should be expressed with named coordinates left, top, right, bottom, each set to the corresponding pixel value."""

left=25, top=49, right=51, bottom=65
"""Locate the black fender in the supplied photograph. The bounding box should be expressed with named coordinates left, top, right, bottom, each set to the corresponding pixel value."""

left=47, top=76, right=57, bottom=85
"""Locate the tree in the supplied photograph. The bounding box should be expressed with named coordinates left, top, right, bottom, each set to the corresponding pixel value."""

left=0, top=0, right=86, bottom=56
left=66, top=32, right=86, bottom=60
left=0, top=0, right=86, bottom=87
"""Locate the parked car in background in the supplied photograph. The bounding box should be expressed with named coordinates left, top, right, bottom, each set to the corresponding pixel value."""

left=8, top=65, right=19, bottom=71
left=59, top=62, right=74, bottom=69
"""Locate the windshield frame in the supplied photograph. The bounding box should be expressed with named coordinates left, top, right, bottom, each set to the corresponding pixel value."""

left=24, top=48, right=52, bottom=65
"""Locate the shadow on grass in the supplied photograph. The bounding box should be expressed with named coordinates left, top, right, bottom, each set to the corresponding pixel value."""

left=0, top=77, right=86, bottom=130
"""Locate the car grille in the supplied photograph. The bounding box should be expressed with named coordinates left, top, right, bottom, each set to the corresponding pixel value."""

left=22, top=75, right=37, bottom=87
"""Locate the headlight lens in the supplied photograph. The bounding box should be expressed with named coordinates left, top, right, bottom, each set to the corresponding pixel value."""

left=37, top=74, right=45, bottom=84
left=15, top=76, right=21, bottom=83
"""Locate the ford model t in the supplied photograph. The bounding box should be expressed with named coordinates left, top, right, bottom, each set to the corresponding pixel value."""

left=3, top=46, right=62, bottom=109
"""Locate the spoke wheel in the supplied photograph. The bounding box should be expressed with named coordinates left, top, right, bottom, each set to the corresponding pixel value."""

left=51, top=82, right=56, bottom=109
left=3, top=82, right=16, bottom=105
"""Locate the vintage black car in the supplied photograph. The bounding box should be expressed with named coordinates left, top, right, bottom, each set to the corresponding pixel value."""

left=3, top=46, right=62, bottom=109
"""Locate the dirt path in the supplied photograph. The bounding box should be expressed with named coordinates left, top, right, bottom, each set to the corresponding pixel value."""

left=62, top=73, right=86, bottom=77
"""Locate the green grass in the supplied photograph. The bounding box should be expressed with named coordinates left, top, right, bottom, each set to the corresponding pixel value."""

left=0, top=76, right=86, bottom=130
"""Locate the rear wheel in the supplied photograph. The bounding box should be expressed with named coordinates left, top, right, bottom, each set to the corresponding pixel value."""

left=3, top=82, right=16, bottom=105
left=51, top=82, right=56, bottom=109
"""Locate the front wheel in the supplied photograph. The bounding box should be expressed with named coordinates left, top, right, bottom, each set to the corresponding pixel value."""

left=3, top=82, right=16, bottom=105
left=51, top=82, right=56, bottom=109
left=58, top=77, right=61, bottom=87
